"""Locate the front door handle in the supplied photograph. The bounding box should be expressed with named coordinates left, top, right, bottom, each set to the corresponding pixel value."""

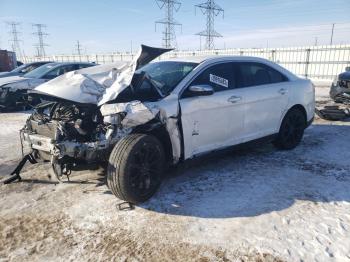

left=228, top=96, right=242, bottom=103
left=278, top=88, right=287, bottom=95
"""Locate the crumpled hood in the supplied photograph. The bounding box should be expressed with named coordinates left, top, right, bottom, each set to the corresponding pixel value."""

left=34, top=45, right=171, bottom=106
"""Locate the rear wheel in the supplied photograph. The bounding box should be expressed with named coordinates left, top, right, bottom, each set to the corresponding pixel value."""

left=107, top=134, right=165, bottom=204
left=273, top=107, right=306, bottom=150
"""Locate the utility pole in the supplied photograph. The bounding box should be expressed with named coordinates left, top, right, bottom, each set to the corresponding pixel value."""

left=155, top=0, right=182, bottom=49
left=314, top=37, right=318, bottom=46
left=32, top=23, right=48, bottom=58
left=195, top=0, right=224, bottom=50
left=330, top=23, right=335, bottom=45
left=75, top=40, right=83, bottom=61
left=7, top=21, right=24, bottom=61
left=76, top=40, right=82, bottom=56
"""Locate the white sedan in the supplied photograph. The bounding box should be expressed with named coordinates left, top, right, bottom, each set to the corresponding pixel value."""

left=10, top=46, right=315, bottom=203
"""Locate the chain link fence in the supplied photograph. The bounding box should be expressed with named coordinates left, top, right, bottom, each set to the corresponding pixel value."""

left=23, top=44, right=350, bottom=81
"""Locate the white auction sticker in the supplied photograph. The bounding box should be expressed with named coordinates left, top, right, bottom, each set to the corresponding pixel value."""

left=209, top=74, right=228, bottom=88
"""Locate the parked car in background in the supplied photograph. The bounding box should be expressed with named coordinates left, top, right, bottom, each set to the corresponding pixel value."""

left=9, top=45, right=315, bottom=203
left=0, top=62, right=96, bottom=110
left=0, top=61, right=52, bottom=78
left=330, top=66, right=350, bottom=103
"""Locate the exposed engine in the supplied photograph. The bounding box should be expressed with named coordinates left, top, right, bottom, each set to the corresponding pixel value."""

left=28, top=101, right=103, bottom=142
left=22, top=100, right=123, bottom=164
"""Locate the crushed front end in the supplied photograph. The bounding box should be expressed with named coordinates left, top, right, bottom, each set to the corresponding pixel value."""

left=20, top=101, right=128, bottom=181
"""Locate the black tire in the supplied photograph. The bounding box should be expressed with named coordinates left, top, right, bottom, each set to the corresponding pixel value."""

left=273, top=107, right=306, bottom=150
left=107, top=134, right=165, bottom=204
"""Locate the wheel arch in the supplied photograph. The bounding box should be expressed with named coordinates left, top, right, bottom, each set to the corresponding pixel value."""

left=280, top=104, right=308, bottom=128
left=132, top=124, right=174, bottom=166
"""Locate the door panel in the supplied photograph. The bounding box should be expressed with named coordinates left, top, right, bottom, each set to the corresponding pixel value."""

left=180, top=89, right=245, bottom=158
left=235, top=62, right=290, bottom=141
left=242, top=82, right=289, bottom=141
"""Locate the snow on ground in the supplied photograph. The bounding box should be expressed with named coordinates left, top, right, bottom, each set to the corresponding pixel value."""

left=0, top=87, right=349, bottom=261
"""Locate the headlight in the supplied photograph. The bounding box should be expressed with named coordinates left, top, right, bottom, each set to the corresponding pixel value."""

left=332, top=75, right=339, bottom=86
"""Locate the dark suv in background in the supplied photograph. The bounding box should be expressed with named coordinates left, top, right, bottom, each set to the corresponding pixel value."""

left=330, top=66, right=350, bottom=103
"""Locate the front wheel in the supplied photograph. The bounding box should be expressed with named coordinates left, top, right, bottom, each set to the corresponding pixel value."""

left=107, top=134, right=165, bottom=204
left=273, top=107, right=306, bottom=150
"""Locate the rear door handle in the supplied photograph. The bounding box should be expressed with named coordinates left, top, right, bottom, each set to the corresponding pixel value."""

left=228, top=96, right=242, bottom=103
left=278, top=88, right=287, bottom=95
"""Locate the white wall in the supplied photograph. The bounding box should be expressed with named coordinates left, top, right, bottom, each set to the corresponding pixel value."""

left=23, top=44, right=350, bottom=81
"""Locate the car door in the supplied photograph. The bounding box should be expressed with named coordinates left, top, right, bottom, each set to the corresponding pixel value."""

left=235, top=62, right=290, bottom=141
left=179, top=62, right=246, bottom=159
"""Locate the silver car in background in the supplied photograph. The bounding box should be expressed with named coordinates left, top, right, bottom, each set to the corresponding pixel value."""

left=0, top=62, right=96, bottom=110
left=0, top=61, right=52, bottom=78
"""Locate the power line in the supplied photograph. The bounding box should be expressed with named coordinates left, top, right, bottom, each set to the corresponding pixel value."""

left=155, top=0, right=182, bottom=49
left=7, top=21, right=24, bottom=60
left=32, top=23, right=48, bottom=57
left=195, top=0, right=224, bottom=50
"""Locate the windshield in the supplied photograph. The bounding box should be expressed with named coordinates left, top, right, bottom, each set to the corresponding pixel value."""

left=136, top=61, right=198, bottom=96
left=23, top=63, right=58, bottom=79
left=11, top=64, right=28, bottom=73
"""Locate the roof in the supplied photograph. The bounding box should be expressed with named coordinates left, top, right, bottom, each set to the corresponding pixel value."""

left=161, top=55, right=299, bottom=81
left=161, top=55, right=278, bottom=64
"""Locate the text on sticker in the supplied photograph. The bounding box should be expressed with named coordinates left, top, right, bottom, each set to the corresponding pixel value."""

left=209, top=74, right=228, bottom=88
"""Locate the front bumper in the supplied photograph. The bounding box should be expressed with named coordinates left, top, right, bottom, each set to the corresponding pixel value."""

left=22, top=131, right=112, bottom=163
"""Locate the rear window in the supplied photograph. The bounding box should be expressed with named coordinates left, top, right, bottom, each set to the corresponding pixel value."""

left=236, top=62, right=287, bottom=87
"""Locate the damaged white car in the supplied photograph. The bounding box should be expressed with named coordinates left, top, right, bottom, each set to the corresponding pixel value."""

left=4, top=45, right=315, bottom=203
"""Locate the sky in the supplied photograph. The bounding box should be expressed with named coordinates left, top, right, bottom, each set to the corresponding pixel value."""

left=0, top=0, right=349, bottom=56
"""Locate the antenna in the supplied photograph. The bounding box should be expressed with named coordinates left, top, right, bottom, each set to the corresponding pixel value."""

left=195, top=0, right=224, bottom=50
left=32, top=23, right=48, bottom=57
left=155, top=0, right=182, bottom=49
left=7, top=21, right=24, bottom=60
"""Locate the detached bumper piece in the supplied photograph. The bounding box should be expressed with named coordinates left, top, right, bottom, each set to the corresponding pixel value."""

left=315, top=106, right=350, bottom=121
left=3, top=153, right=37, bottom=184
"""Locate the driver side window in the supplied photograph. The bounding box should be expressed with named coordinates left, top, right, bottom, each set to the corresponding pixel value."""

left=190, top=62, right=235, bottom=92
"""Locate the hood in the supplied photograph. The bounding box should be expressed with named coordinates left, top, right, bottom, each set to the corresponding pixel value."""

left=339, top=71, right=350, bottom=81
left=0, top=76, right=28, bottom=87
left=0, top=75, right=45, bottom=91
left=34, top=45, right=172, bottom=106
left=0, top=72, right=18, bottom=78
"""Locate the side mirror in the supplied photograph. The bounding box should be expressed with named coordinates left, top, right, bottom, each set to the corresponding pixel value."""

left=345, top=67, right=350, bottom=72
left=188, top=85, right=214, bottom=96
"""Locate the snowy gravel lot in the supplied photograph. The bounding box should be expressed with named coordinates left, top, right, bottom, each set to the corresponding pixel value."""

left=0, top=87, right=349, bottom=261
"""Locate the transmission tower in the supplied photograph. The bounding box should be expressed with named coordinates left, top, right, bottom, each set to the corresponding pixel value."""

left=155, top=0, right=182, bottom=49
left=32, top=23, right=48, bottom=57
left=195, top=0, right=224, bottom=50
left=76, top=40, right=83, bottom=55
left=7, top=22, right=24, bottom=60
left=75, top=40, right=83, bottom=61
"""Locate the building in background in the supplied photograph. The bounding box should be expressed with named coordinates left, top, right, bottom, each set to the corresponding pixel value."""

left=0, top=50, right=17, bottom=72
